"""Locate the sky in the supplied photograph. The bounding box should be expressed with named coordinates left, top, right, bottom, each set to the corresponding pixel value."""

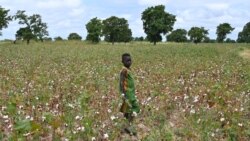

left=1, top=0, right=250, bottom=40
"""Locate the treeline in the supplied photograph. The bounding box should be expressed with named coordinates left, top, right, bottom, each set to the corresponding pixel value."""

left=0, top=5, right=250, bottom=45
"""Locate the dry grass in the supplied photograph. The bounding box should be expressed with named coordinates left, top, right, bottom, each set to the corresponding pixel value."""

left=240, top=49, right=250, bottom=60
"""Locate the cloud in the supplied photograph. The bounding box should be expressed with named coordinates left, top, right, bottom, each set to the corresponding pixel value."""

left=130, top=18, right=145, bottom=37
left=205, top=3, right=229, bottom=10
left=36, top=0, right=82, bottom=9
left=69, top=8, right=85, bottom=17
left=138, top=0, right=169, bottom=6
left=1, top=0, right=249, bottom=40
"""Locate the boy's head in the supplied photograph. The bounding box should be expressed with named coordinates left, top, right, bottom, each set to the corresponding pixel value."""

left=122, top=53, right=132, bottom=68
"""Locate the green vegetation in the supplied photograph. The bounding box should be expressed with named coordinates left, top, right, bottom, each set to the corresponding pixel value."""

left=0, top=41, right=250, bottom=140
left=0, top=6, right=12, bottom=36
left=238, top=22, right=250, bottom=43
left=167, top=29, right=188, bottom=42
left=142, top=5, right=176, bottom=45
left=67, top=33, right=82, bottom=40
left=216, top=23, right=234, bottom=43
left=188, top=27, right=209, bottom=44
left=14, top=10, right=49, bottom=44
left=86, top=17, right=102, bottom=43
left=102, top=16, right=132, bottom=45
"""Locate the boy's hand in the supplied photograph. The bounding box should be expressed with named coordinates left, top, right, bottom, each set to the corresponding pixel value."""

left=121, top=93, right=132, bottom=107
left=121, top=93, right=126, bottom=100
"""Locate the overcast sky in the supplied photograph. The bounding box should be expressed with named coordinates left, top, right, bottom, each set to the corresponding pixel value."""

left=1, top=0, right=250, bottom=40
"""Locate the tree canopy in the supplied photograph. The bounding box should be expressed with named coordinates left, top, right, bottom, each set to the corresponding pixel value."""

left=134, top=36, right=144, bottom=41
left=167, top=29, right=187, bottom=42
left=54, top=36, right=63, bottom=41
left=102, top=16, right=132, bottom=45
left=86, top=17, right=102, bottom=43
left=14, top=10, right=48, bottom=44
left=68, top=33, right=82, bottom=40
left=0, top=6, right=12, bottom=36
left=237, top=22, right=250, bottom=43
left=141, top=5, right=176, bottom=45
left=188, top=27, right=209, bottom=44
left=216, top=23, right=234, bottom=42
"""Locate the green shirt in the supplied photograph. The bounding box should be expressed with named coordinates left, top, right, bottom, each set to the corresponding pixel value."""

left=119, top=67, right=136, bottom=101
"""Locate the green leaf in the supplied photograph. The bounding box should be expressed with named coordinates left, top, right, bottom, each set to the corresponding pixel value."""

left=7, top=102, right=16, bottom=114
left=14, top=119, right=32, bottom=132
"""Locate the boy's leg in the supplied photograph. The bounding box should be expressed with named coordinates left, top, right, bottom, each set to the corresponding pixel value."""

left=124, top=113, right=133, bottom=123
left=123, top=113, right=137, bottom=136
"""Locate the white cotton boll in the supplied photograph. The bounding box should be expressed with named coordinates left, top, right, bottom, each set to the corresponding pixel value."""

left=110, top=115, right=116, bottom=120
left=104, top=133, right=109, bottom=139
left=193, top=96, right=199, bottom=103
left=190, top=109, right=195, bottom=114
left=108, top=109, right=112, bottom=113
left=132, top=112, right=137, bottom=117
left=42, top=116, right=46, bottom=121
left=147, top=97, right=151, bottom=101
left=3, top=115, right=8, bottom=119
left=197, top=118, right=201, bottom=124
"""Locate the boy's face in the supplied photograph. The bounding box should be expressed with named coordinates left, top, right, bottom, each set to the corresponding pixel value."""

left=122, top=56, right=132, bottom=68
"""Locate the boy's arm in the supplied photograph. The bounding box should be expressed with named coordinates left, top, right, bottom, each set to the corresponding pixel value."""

left=120, top=69, right=127, bottom=99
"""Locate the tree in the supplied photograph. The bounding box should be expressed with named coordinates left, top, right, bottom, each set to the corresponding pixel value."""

left=203, top=36, right=211, bottom=43
left=167, top=29, right=187, bottom=42
left=54, top=36, right=63, bottom=41
left=225, top=38, right=236, bottom=43
left=216, top=23, right=234, bottom=42
left=188, top=27, right=209, bottom=44
left=15, top=27, right=34, bottom=42
left=43, top=37, right=52, bottom=41
left=14, top=10, right=48, bottom=44
left=102, top=16, right=132, bottom=45
left=0, top=6, right=12, bottom=36
left=134, top=36, right=144, bottom=41
left=68, top=33, right=82, bottom=40
left=121, top=28, right=132, bottom=43
left=237, top=22, right=250, bottom=43
left=141, top=5, right=176, bottom=45
left=86, top=17, right=102, bottom=43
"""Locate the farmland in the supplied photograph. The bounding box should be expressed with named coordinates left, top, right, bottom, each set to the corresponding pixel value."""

left=0, top=41, right=250, bottom=140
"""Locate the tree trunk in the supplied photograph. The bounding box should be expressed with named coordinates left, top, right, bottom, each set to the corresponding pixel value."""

left=27, top=39, right=30, bottom=44
left=154, top=41, right=156, bottom=45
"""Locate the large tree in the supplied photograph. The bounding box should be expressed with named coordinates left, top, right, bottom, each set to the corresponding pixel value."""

left=0, top=6, right=12, bottom=36
left=141, top=5, right=176, bottom=45
left=167, top=29, right=187, bottom=42
left=188, top=27, right=209, bottom=44
left=86, top=17, right=102, bottom=43
left=15, top=27, right=34, bottom=42
left=216, top=23, right=234, bottom=42
left=237, top=22, right=250, bottom=43
left=102, top=16, right=132, bottom=45
left=68, top=33, right=82, bottom=40
left=120, top=28, right=132, bottom=43
left=14, top=10, right=48, bottom=44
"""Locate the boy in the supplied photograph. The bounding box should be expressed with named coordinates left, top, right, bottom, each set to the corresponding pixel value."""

left=119, top=53, right=140, bottom=135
